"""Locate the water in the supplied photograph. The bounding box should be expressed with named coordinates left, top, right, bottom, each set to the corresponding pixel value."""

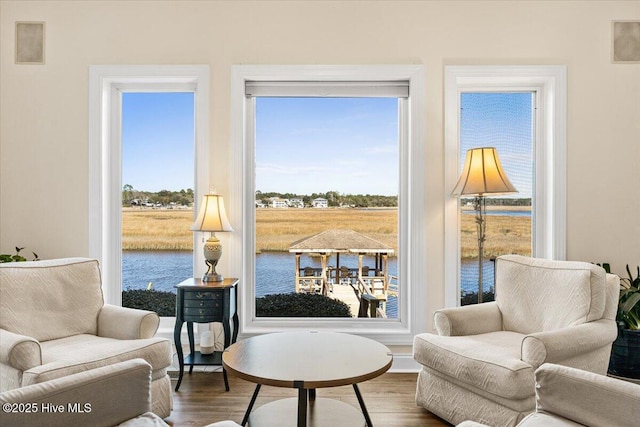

left=122, top=251, right=192, bottom=292
left=460, top=258, right=495, bottom=295
left=122, top=252, right=493, bottom=315
left=257, top=252, right=399, bottom=318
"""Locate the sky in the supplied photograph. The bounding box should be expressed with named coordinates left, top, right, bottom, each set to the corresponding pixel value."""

left=121, top=91, right=533, bottom=198
left=122, top=92, right=195, bottom=192
left=255, top=97, right=399, bottom=196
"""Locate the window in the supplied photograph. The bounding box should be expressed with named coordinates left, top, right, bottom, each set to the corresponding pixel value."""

left=457, top=92, right=534, bottom=304
left=444, top=66, right=567, bottom=307
left=121, top=93, right=195, bottom=315
left=230, top=66, right=426, bottom=345
left=254, top=96, right=400, bottom=319
left=89, top=65, right=209, bottom=336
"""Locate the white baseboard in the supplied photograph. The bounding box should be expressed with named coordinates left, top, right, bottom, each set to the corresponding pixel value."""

left=389, top=352, right=420, bottom=372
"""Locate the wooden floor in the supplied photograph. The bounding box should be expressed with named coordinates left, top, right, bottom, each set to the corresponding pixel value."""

left=165, top=371, right=450, bottom=426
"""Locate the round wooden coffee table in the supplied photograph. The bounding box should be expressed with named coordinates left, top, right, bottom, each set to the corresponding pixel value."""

left=222, top=331, right=393, bottom=427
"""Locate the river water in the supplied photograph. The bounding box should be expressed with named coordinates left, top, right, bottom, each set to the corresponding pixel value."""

left=123, top=251, right=494, bottom=319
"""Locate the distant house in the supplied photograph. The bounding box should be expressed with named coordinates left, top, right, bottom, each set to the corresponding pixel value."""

left=255, top=200, right=266, bottom=208
left=311, top=198, right=328, bottom=208
left=268, top=197, right=288, bottom=208
left=289, top=198, right=304, bottom=208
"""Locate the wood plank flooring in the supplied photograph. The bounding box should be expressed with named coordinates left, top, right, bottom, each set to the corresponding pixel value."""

left=165, top=371, right=450, bottom=426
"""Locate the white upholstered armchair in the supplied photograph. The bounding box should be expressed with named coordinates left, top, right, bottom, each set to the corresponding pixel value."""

left=0, top=258, right=173, bottom=418
left=413, top=255, right=620, bottom=426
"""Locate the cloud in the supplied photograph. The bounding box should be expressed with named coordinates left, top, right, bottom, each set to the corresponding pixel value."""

left=256, top=162, right=327, bottom=176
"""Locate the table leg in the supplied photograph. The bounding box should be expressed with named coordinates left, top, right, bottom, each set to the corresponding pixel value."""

left=297, top=388, right=308, bottom=427
left=174, top=319, right=184, bottom=391
left=353, top=384, right=373, bottom=427
left=309, top=388, right=316, bottom=401
left=187, top=322, right=195, bottom=374
left=223, top=368, right=229, bottom=392
left=241, top=384, right=261, bottom=426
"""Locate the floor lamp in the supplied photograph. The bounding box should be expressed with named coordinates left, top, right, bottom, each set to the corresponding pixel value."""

left=451, top=147, right=517, bottom=303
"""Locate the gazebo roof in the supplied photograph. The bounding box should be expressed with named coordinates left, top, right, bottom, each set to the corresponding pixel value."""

left=289, top=229, right=394, bottom=254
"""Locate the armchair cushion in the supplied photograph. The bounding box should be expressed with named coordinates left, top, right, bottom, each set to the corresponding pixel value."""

left=0, top=258, right=103, bottom=341
left=495, top=256, right=606, bottom=334
left=414, top=331, right=533, bottom=399
left=22, top=334, right=171, bottom=386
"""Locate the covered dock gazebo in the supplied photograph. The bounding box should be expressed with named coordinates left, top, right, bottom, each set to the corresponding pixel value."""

left=289, top=229, right=394, bottom=316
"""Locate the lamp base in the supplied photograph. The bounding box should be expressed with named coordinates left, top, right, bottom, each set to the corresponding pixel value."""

left=203, top=272, right=224, bottom=282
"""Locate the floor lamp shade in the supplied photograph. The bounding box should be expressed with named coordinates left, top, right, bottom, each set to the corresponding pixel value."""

left=451, top=147, right=517, bottom=303
left=190, top=194, right=234, bottom=282
left=451, top=147, right=517, bottom=197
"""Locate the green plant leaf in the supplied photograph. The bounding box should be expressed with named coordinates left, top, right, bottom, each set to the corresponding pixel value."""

left=621, top=292, right=640, bottom=314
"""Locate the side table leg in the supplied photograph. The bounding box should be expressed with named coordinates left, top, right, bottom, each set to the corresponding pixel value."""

left=187, top=322, right=195, bottom=374
left=353, top=384, right=374, bottom=427
left=232, top=312, right=239, bottom=344
left=241, top=384, right=261, bottom=426
left=174, top=320, right=184, bottom=391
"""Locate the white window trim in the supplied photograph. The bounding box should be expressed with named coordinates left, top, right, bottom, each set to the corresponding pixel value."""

left=229, top=65, right=426, bottom=345
left=444, top=65, right=567, bottom=308
left=88, top=65, right=210, bottom=335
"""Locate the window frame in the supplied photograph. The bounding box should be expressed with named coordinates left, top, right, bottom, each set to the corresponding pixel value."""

left=88, top=65, right=209, bottom=336
left=230, top=65, right=426, bottom=345
left=444, top=65, right=567, bottom=307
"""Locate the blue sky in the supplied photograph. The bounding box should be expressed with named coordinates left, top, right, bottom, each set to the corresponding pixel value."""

left=255, top=97, right=399, bottom=196
left=121, top=92, right=533, bottom=198
left=122, top=92, right=194, bottom=192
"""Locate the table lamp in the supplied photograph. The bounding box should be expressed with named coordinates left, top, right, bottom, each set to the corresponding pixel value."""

left=451, top=147, right=517, bottom=303
left=190, top=194, right=234, bottom=282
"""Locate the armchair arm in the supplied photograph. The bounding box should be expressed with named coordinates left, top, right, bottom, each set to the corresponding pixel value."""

left=535, top=363, right=640, bottom=427
left=521, top=319, right=617, bottom=368
left=0, top=328, right=41, bottom=371
left=434, top=302, right=502, bottom=336
left=98, top=305, right=159, bottom=339
left=0, top=359, right=152, bottom=427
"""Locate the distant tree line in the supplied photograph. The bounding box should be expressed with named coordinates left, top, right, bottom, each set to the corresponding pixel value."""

left=122, top=184, right=194, bottom=207
left=255, top=190, right=398, bottom=208
left=460, top=197, right=532, bottom=206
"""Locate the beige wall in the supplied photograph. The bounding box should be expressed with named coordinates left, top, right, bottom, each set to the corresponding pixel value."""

left=1, top=1, right=639, bottom=321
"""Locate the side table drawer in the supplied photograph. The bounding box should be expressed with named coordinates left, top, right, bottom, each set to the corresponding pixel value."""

left=183, top=306, right=223, bottom=322
left=185, top=291, right=222, bottom=301
left=184, top=299, right=221, bottom=309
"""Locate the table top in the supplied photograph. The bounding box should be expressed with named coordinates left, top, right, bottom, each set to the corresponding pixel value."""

left=222, top=331, right=392, bottom=389
left=175, top=277, right=238, bottom=289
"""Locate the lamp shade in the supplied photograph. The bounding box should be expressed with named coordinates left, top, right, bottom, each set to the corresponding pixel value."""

left=190, top=194, right=234, bottom=232
left=451, top=147, right=517, bottom=197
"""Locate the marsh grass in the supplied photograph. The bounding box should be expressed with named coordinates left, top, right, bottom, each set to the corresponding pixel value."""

left=122, top=207, right=531, bottom=259
left=122, top=209, right=194, bottom=251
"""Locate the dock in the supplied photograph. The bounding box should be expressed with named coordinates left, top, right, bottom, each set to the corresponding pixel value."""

left=289, top=229, right=396, bottom=318
left=329, top=283, right=361, bottom=317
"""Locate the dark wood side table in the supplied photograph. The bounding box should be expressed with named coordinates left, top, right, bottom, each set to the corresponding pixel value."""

left=174, top=277, right=239, bottom=391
